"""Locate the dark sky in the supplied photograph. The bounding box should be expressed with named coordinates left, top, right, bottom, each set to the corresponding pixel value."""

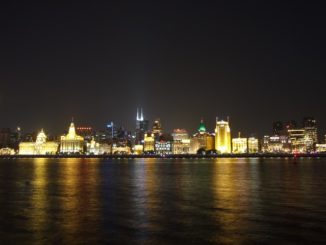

left=1, top=1, right=325, bottom=137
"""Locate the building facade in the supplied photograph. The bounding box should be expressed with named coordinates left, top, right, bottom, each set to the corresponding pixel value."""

left=19, top=129, right=58, bottom=155
left=303, top=117, right=318, bottom=152
left=215, top=118, right=231, bottom=154
left=60, top=122, right=84, bottom=154
left=155, top=141, right=172, bottom=155
left=262, top=135, right=291, bottom=153
left=144, top=132, right=155, bottom=152
left=232, top=133, right=247, bottom=153
left=288, top=129, right=306, bottom=153
left=190, top=119, right=214, bottom=154
left=248, top=137, right=259, bottom=153
left=172, top=129, right=190, bottom=154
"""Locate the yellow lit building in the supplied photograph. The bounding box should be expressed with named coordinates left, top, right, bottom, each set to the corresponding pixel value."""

left=248, top=137, right=259, bottom=153
left=232, top=133, right=247, bottom=154
left=86, top=138, right=112, bottom=155
left=172, top=129, right=190, bottom=154
left=112, top=145, right=131, bottom=154
left=60, top=122, right=84, bottom=154
left=190, top=119, right=215, bottom=154
left=215, top=118, right=231, bottom=154
left=134, top=144, right=144, bottom=155
left=288, top=129, right=306, bottom=153
left=316, top=144, right=326, bottom=153
left=86, top=138, right=100, bottom=155
left=144, top=132, right=155, bottom=152
left=173, top=139, right=191, bottom=154
left=19, top=129, right=58, bottom=155
left=262, top=135, right=291, bottom=153
left=0, top=148, right=15, bottom=155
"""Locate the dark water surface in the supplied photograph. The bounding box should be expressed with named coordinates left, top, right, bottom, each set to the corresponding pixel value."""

left=1, top=158, right=326, bottom=244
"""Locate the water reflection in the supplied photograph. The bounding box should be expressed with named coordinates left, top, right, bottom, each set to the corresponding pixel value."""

left=1, top=158, right=326, bottom=244
left=58, top=158, right=101, bottom=243
left=30, top=158, right=48, bottom=244
left=131, top=158, right=160, bottom=242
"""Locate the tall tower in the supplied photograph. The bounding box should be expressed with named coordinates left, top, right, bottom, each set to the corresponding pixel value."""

left=215, top=117, right=231, bottom=154
left=135, top=108, right=148, bottom=145
left=136, top=107, right=144, bottom=122
left=136, top=107, right=144, bottom=130
left=303, top=117, right=318, bottom=152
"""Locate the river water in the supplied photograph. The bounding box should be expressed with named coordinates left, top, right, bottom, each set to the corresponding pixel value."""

left=0, top=158, right=326, bottom=244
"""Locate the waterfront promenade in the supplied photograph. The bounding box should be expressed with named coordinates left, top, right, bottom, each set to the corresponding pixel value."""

left=1, top=153, right=326, bottom=159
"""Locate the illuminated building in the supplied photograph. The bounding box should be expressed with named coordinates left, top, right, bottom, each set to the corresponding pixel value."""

left=135, top=108, right=149, bottom=145
left=172, top=129, right=190, bottom=154
left=232, top=133, right=247, bottom=154
left=262, top=135, right=291, bottom=153
left=112, top=145, right=131, bottom=154
left=215, top=118, right=231, bottom=154
left=248, top=137, right=259, bottom=153
left=19, top=129, right=58, bottom=155
left=173, top=139, right=190, bottom=154
left=106, top=121, right=117, bottom=141
left=98, top=143, right=112, bottom=154
left=303, top=117, right=318, bottom=152
left=86, top=138, right=100, bottom=155
left=60, top=121, right=84, bottom=154
left=152, top=119, right=163, bottom=141
left=0, top=148, right=15, bottom=155
left=172, top=129, right=189, bottom=141
left=144, top=132, right=155, bottom=152
left=288, top=129, right=306, bottom=153
left=155, top=141, right=172, bottom=155
left=86, top=139, right=111, bottom=155
left=190, top=119, right=214, bottom=154
left=134, top=144, right=144, bottom=155
left=316, top=144, right=326, bottom=153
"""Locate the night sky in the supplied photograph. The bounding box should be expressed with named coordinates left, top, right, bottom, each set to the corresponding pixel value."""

left=1, top=1, right=325, bottom=137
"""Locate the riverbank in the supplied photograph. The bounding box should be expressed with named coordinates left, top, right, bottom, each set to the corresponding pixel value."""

left=1, top=153, right=326, bottom=159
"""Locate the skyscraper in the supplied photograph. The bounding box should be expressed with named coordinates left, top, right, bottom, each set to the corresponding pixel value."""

left=215, top=118, right=231, bottom=154
left=135, top=108, right=149, bottom=145
left=152, top=119, right=162, bottom=140
left=303, top=117, right=318, bottom=152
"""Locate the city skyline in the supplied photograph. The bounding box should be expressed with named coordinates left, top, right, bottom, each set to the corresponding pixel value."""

left=1, top=109, right=325, bottom=156
left=0, top=109, right=324, bottom=140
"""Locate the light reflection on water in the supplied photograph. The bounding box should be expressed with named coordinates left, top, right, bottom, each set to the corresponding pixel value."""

left=0, top=158, right=326, bottom=244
